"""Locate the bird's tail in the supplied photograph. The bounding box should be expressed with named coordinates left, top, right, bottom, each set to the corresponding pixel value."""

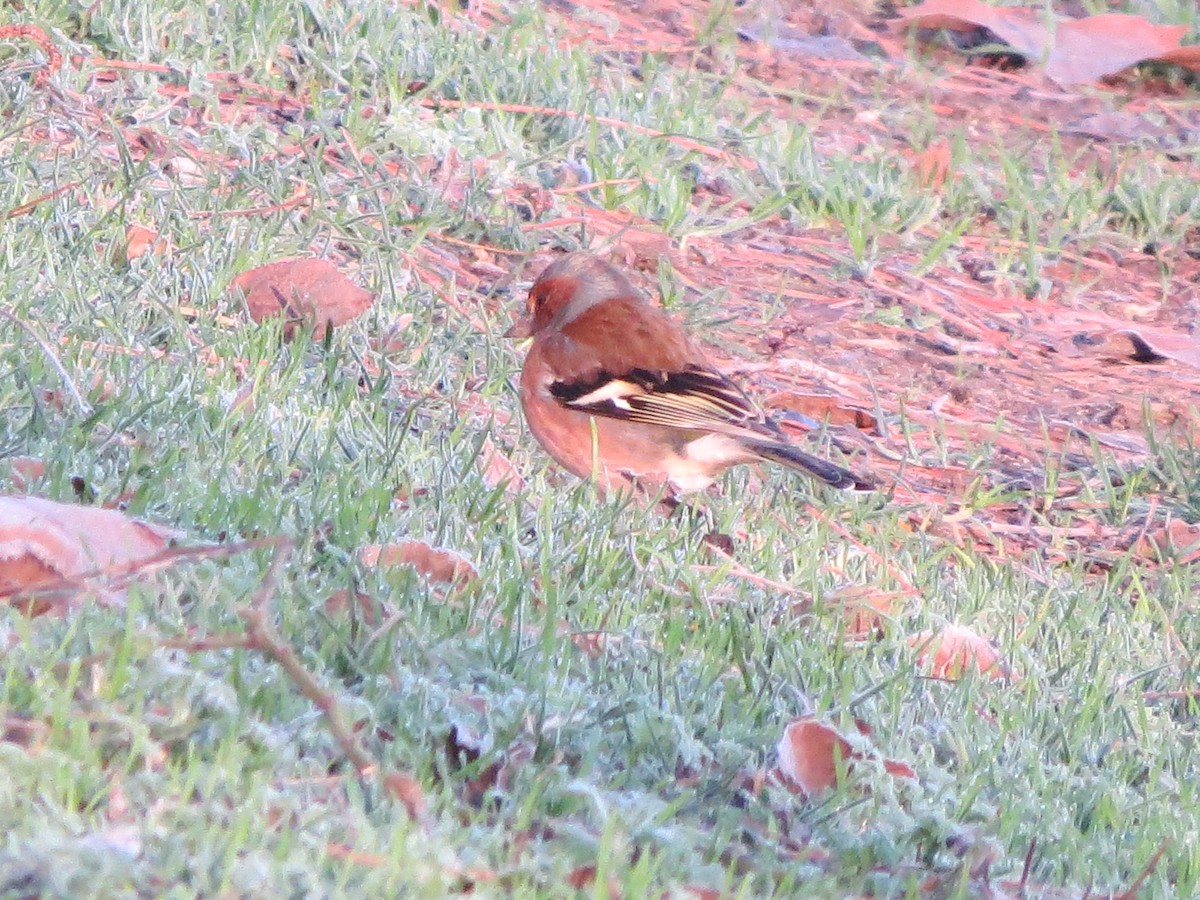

left=744, top=439, right=870, bottom=490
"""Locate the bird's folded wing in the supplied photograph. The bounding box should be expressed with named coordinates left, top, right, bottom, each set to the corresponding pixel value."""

left=549, top=365, right=767, bottom=433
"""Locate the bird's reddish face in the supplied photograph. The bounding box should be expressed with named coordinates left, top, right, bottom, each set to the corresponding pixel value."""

left=505, top=273, right=577, bottom=339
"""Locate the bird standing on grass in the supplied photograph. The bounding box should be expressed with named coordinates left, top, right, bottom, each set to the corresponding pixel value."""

left=506, top=252, right=869, bottom=498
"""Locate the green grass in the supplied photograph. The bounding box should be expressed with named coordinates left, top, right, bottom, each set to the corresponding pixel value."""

left=2, top=0, right=1199, bottom=896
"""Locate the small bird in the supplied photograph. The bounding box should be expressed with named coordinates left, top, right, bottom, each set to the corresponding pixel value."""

left=506, top=252, right=869, bottom=496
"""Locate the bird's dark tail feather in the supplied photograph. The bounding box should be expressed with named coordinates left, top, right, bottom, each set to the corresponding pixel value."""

left=746, top=440, right=871, bottom=490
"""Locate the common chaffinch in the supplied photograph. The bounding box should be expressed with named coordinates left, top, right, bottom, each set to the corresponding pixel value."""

left=506, top=252, right=869, bottom=496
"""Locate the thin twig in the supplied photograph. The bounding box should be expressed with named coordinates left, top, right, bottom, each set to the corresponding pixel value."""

left=1018, top=838, right=1036, bottom=893
left=1112, top=840, right=1169, bottom=900
left=693, top=543, right=813, bottom=602
left=233, top=540, right=427, bottom=821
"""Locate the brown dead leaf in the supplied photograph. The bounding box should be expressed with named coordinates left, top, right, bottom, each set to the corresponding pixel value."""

left=477, top=435, right=527, bottom=497
left=0, top=496, right=180, bottom=615
left=122, top=224, right=172, bottom=264
left=912, top=625, right=1011, bottom=682
left=4, top=457, right=45, bottom=492
left=896, top=0, right=1047, bottom=56
left=230, top=258, right=373, bottom=339
left=323, top=588, right=384, bottom=625
left=1117, top=329, right=1200, bottom=370
left=360, top=541, right=479, bottom=588
left=897, top=0, right=1196, bottom=85
left=912, top=139, right=952, bottom=190
left=776, top=716, right=917, bottom=797
left=1133, top=519, right=1200, bottom=564
left=1048, top=15, right=1189, bottom=86
left=826, top=584, right=903, bottom=638
left=383, top=771, right=427, bottom=821
left=776, top=718, right=850, bottom=796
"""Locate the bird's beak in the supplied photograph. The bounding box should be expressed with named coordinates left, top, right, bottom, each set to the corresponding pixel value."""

left=504, top=314, right=534, bottom=340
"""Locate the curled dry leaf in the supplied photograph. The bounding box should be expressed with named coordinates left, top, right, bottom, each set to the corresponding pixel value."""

left=776, top=718, right=850, bottom=796
left=4, top=457, right=45, bottom=492
left=0, top=496, right=180, bottom=615
left=323, top=588, right=384, bottom=625
left=230, top=258, right=373, bottom=340
left=1116, top=329, right=1200, bottom=371
left=477, top=435, right=527, bottom=498
left=913, top=624, right=1011, bottom=682
left=360, top=540, right=479, bottom=588
left=776, top=716, right=917, bottom=797
left=121, top=224, right=173, bottom=265
left=826, top=584, right=904, bottom=639
left=897, top=0, right=1198, bottom=85
left=41, top=371, right=115, bottom=410
left=383, top=771, right=427, bottom=821
left=1133, top=519, right=1200, bottom=565
left=912, top=139, right=952, bottom=190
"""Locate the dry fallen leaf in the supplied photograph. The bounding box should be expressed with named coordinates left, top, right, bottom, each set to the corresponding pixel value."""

left=912, top=624, right=1011, bottom=681
left=230, top=258, right=373, bottom=339
left=1133, top=519, right=1200, bottom=565
left=477, top=435, right=528, bottom=498
left=776, top=716, right=917, bottom=797
left=1047, top=15, right=1189, bottom=86
left=360, top=541, right=479, bottom=588
left=826, top=585, right=904, bottom=639
left=4, top=457, right=45, bottom=492
left=1117, top=329, right=1200, bottom=370
left=776, top=718, right=851, bottom=796
left=122, top=224, right=173, bottom=264
left=897, top=0, right=1198, bottom=85
left=912, top=139, right=953, bottom=190
left=323, top=588, right=385, bottom=625
left=0, top=495, right=180, bottom=615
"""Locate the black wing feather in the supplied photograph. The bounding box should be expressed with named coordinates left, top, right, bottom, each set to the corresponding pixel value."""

left=549, top=365, right=767, bottom=433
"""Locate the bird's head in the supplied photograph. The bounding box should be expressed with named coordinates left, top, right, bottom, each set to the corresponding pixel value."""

left=506, top=252, right=638, bottom=339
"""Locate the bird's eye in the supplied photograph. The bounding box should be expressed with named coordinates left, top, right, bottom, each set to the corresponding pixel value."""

left=528, top=287, right=545, bottom=315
